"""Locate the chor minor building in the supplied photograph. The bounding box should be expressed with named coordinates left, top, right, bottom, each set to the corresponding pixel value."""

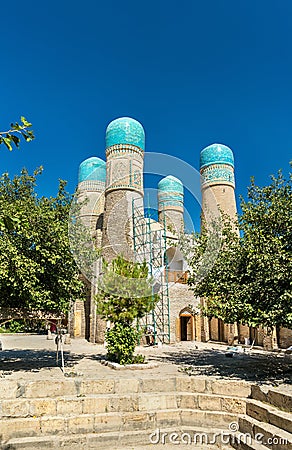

left=69, top=117, right=292, bottom=350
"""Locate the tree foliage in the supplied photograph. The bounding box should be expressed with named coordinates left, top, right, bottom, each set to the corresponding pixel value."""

left=0, top=168, right=87, bottom=314
left=95, top=255, right=158, bottom=363
left=96, top=255, right=157, bottom=325
left=0, top=117, right=34, bottom=150
left=188, top=165, right=292, bottom=330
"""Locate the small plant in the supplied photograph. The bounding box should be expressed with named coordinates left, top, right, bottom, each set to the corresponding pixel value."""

left=7, top=320, right=25, bottom=333
left=96, top=255, right=159, bottom=365
left=132, top=354, right=145, bottom=364
left=106, top=323, right=140, bottom=365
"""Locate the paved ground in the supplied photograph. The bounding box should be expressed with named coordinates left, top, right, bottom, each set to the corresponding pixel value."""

left=0, top=334, right=291, bottom=389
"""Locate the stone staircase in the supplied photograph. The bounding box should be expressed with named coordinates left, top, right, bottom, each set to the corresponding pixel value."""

left=0, top=376, right=290, bottom=449
left=231, top=385, right=292, bottom=450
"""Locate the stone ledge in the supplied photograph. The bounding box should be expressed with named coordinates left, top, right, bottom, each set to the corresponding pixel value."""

left=100, top=359, right=158, bottom=370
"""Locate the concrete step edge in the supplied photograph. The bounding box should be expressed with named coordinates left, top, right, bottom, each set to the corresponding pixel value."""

left=251, top=385, right=292, bottom=414
left=3, top=427, right=241, bottom=449
left=0, top=377, right=253, bottom=399
left=239, top=414, right=292, bottom=443
left=247, top=399, right=292, bottom=418
left=246, top=398, right=292, bottom=433
left=0, top=408, right=240, bottom=421
left=231, top=435, right=270, bottom=450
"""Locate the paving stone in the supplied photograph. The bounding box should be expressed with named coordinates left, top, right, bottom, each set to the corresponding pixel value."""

left=198, top=394, right=222, bottom=411
left=207, top=380, right=252, bottom=398
left=66, top=414, right=94, bottom=434
left=176, top=376, right=206, bottom=393
left=25, top=380, right=76, bottom=398
left=0, top=380, right=18, bottom=399
left=177, top=392, right=199, bottom=409
left=115, top=378, right=139, bottom=394
left=221, top=397, right=246, bottom=414
left=81, top=395, right=109, bottom=414
left=29, top=398, right=57, bottom=416
left=141, top=378, right=176, bottom=393
left=1, top=399, right=29, bottom=417
left=122, top=411, right=154, bottom=431
left=138, top=393, right=177, bottom=411
left=268, top=389, right=292, bottom=414
left=0, top=417, right=41, bottom=440
left=78, top=379, right=115, bottom=395
left=94, top=411, right=123, bottom=432
left=40, top=417, right=67, bottom=435
left=56, top=398, right=82, bottom=415
left=107, top=395, right=139, bottom=413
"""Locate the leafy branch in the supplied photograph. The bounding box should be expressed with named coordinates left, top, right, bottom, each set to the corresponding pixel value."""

left=0, top=117, right=34, bottom=150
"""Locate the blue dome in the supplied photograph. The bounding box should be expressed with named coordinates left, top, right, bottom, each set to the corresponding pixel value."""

left=200, top=143, right=234, bottom=169
left=78, top=157, right=106, bottom=183
left=158, top=176, right=184, bottom=195
left=106, top=117, right=145, bottom=150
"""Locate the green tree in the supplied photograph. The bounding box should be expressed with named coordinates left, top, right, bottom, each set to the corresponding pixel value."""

left=95, top=255, right=158, bottom=364
left=0, top=117, right=34, bottom=150
left=188, top=165, right=292, bottom=332
left=0, top=168, right=90, bottom=314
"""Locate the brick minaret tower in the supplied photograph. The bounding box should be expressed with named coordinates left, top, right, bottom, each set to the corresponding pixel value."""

left=101, top=117, right=145, bottom=262
left=158, top=175, right=184, bottom=234
left=200, top=143, right=238, bottom=343
left=200, top=143, right=237, bottom=228
left=77, top=156, right=106, bottom=246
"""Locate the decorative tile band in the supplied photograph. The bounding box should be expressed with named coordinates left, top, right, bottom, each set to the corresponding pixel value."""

left=106, top=144, right=144, bottom=159
left=200, top=163, right=235, bottom=187
left=77, top=180, right=106, bottom=191
left=158, top=192, right=184, bottom=211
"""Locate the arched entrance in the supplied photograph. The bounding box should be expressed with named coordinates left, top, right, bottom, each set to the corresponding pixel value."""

left=178, top=308, right=196, bottom=341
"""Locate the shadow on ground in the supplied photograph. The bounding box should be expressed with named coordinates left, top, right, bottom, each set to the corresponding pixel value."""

left=0, top=349, right=83, bottom=373
left=149, top=348, right=292, bottom=385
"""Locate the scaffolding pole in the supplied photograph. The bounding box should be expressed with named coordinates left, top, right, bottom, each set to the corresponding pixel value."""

left=132, top=198, right=170, bottom=344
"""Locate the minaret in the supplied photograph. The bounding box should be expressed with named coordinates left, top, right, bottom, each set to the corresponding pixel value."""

left=199, top=143, right=238, bottom=344
left=158, top=175, right=184, bottom=234
left=102, top=117, right=145, bottom=261
left=72, top=157, right=106, bottom=343
left=77, top=156, right=106, bottom=246
left=200, top=143, right=237, bottom=229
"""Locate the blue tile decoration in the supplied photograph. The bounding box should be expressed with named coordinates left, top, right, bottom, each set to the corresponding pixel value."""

left=200, top=143, right=234, bottom=169
left=201, top=164, right=235, bottom=186
left=158, top=175, right=184, bottom=194
left=78, top=157, right=106, bottom=183
left=106, top=117, right=145, bottom=150
left=158, top=176, right=184, bottom=209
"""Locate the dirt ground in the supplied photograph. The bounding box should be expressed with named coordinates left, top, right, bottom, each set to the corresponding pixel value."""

left=0, top=334, right=291, bottom=391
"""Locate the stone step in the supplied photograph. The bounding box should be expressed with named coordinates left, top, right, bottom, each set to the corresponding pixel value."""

left=246, top=399, right=292, bottom=434
left=0, top=376, right=252, bottom=399
left=0, top=409, right=239, bottom=441
left=251, top=385, right=292, bottom=414
left=0, top=392, right=246, bottom=418
left=231, top=436, right=270, bottom=450
left=1, top=428, right=236, bottom=449
left=238, top=415, right=292, bottom=450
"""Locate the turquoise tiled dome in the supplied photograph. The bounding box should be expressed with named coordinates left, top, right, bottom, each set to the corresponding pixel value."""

left=200, top=143, right=234, bottom=169
left=105, top=117, right=145, bottom=150
left=158, top=176, right=184, bottom=194
left=78, top=157, right=106, bottom=183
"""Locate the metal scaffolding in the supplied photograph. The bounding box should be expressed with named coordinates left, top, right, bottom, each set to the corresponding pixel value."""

left=132, top=199, right=170, bottom=343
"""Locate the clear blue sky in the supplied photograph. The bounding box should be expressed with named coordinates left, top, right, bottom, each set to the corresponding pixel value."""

left=1, top=0, right=291, bottom=231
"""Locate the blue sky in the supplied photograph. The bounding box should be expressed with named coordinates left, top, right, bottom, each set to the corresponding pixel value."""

left=1, top=0, right=291, bottom=231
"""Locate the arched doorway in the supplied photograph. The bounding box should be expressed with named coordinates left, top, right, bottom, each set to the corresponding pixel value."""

left=178, top=308, right=195, bottom=341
